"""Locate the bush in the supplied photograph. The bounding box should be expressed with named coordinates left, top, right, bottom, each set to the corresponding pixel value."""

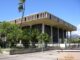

left=0, top=47, right=2, bottom=53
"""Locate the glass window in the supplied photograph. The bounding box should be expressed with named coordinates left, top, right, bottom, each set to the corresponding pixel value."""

left=37, top=14, right=39, bottom=19
left=15, top=20, right=16, bottom=23
left=25, top=17, right=26, bottom=21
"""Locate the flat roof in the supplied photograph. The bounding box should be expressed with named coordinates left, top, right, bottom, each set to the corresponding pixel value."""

left=10, top=11, right=77, bottom=31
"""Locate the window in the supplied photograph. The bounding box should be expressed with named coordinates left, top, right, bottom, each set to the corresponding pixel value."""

left=45, top=12, right=47, bottom=17
left=37, top=14, right=39, bottom=19
left=15, top=20, right=16, bottom=23
left=57, top=18, right=59, bottom=22
left=25, top=17, right=26, bottom=21
left=40, top=13, right=42, bottom=18
left=49, top=14, right=51, bottom=19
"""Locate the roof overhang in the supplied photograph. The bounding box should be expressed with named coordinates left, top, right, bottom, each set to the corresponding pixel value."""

left=16, top=18, right=76, bottom=31
left=10, top=12, right=77, bottom=31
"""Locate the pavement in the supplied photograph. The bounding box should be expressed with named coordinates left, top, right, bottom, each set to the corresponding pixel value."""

left=0, top=50, right=80, bottom=60
left=0, top=50, right=58, bottom=60
left=0, top=54, right=18, bottom=59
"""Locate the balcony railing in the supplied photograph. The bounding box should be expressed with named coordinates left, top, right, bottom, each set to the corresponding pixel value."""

left=10, top=12, right=76, bottom=30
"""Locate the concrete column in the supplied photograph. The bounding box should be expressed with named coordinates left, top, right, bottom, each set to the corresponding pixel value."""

left=42, top=24, right=45, bottom=33
left=30, top=25, right=32, bottom=46
left=42, top=24, right=45, bottom=51
left=63, top=30, right=64, bottom=43
left=51, top=26, right=53, bottom=44
left=66, top=31, right=68, bottom=43
left=70, top=31, right=72, bottom=40
left=30, top=25, right=32, bottom=29
left=58, top=27, right=59, bottom=43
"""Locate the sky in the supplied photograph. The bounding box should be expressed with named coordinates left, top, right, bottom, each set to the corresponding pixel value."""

left=0, top=0, right=80, bottom=35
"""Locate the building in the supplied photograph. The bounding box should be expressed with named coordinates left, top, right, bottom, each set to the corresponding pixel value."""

left=10, top=12, right=77, bottom=43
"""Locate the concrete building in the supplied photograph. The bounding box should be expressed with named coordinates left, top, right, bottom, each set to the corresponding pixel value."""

left=10, top=12, right=77, bottom=43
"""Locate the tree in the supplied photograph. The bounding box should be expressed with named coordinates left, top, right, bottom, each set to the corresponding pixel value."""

left=22, top=28, right=40, bottom=48
left=18, top=0, right=26, bottom=25
left=7, top=23, right=23, bottom=47
left=0, top=22, right=10, bottom=37
left=37, top=33, right=50, bottom=51
left=31, top=28, right=40, bottom=48
left=0, top=22, right=11, bottom=48
left=22, top=28, right=31, bottom=48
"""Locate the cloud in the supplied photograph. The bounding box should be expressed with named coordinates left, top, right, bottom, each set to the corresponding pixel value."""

left=72, top=24, right=80, bottom=35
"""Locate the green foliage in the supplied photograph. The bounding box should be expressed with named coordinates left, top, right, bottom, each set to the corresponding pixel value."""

left=7, top=23, right=23, bottom=47
left=37, top=33, right=50, bottom=48
left=31, top=29, right=40, bottom=42
left=0, top=22, right=10, bottom=37
left=22, top=28, right=31, bottom=40
left=21, top=28, right=40, bottom=48
left=37, top=33, right=50, bottom=43
left=0, top=22, right=23, bottom=48
left=18, top=0, right=26, bottom=12
left=21, top=29, right=30, bottom=48
left=69, top=38, right=80, bottom=43
left=0, top=22, right=51, bottom=48
left=20, top=0, right=26, bottom=3
left=8, top=23, right=22, bottom=40
left=0, top=47, right=2, bottom=53
left=18, top=4, right=23, bottom=12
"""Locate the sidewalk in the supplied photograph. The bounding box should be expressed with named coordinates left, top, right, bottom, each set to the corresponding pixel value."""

left=0, top=50, right=80, bottom=60
left=0, top=54, right=18, bottom=59
left=0, top=50, right=58, bottom=60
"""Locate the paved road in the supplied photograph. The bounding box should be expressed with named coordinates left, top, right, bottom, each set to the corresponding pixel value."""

left=0, top=51, right=58, bottom=60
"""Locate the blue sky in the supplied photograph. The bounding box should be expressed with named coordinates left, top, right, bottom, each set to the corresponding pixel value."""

left=0, top=0, right=80, bottom=27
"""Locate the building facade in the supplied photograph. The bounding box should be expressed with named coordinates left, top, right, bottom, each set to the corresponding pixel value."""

left=10, top=12, right=77, bottom=43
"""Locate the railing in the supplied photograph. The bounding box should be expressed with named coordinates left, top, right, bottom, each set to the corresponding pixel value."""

left=47, top=13, right=76, bottom=30
left=10, top=12, right=76, bottom=30
left=13, top=12, right=48, bottom=24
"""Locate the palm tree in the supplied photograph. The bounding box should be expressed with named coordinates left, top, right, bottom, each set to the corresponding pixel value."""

left=18, top=0, right=26, bottom=47
left=18, top=0, right=26, bottom=25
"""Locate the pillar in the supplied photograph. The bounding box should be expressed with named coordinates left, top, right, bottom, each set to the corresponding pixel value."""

left=42, top=24, right=45, bottom=33
left=66, top=31, right=68, bottom=43
left=51, top=26, right=53, bottom=44
left=63, top=29, right=64, bottom=43
left=58, top=27, right=59, bottom=43
left=70, top=31, right=72, bottom=40
left=30, top=25, right=32, bottom=46
left=30, top=25, right=32, bottom=29
left=42, top=24, right=45, bottom=51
